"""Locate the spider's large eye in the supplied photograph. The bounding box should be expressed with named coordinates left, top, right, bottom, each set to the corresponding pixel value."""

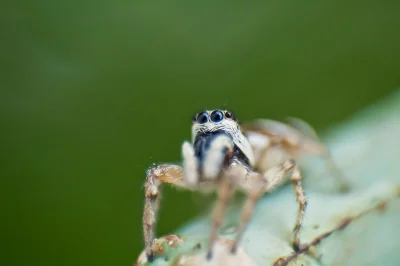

left=210, top=110, right=224, bottom=123
left=197, top=112, right=209, bottom=124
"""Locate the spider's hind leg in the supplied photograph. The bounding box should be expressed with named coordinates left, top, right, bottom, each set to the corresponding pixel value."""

left=290, top=164, right=307, bottom=251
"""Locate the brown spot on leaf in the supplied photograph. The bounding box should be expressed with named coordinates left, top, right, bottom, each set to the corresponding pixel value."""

left=376, top=201, right=388, bottom=213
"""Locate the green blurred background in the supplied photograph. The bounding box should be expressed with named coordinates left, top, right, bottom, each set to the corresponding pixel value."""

left=1, top=1, right=399, bottom=265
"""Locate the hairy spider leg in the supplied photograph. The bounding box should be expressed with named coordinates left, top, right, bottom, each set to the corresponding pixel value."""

left=230, top=159, right=306, bottom=253
left=206, top=164, right=247, bottom=260
left=142, top=164, right=189, bottom=261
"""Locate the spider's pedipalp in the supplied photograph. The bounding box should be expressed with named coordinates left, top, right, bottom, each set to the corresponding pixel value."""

left=202, top=134, right=234, bottom=180
left=182, top=141, right=199, bottom=186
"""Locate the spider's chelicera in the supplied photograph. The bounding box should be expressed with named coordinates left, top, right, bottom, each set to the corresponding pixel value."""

left=141, top=109, right=347, bottom=262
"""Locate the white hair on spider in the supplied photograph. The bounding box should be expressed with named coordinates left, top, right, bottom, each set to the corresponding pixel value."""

left=191, top=110, right=255, bottom=172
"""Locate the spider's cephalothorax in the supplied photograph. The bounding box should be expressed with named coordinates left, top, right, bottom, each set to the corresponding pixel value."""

left=140, top=109, right=348, bottom=263
left=190, top=110, right=254, bottom=179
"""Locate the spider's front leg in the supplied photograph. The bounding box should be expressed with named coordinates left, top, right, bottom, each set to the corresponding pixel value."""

left=142, top=141, right=201, bottom=261
left=206, top=164, right=247, bottom=260
left=143, top=164, right=185, bottom=261
left=231, top=159, right=307, bottom=253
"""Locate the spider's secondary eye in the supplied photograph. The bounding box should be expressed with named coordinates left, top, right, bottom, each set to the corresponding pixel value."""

left=210, top=110, right=224, bottom=123
left=197, top=112, right=209, bottom=124
left=227, top=111, right=236, bottom=121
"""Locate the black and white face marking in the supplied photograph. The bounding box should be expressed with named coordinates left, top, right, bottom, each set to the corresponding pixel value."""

left=191, top=110, right=255, bottom=167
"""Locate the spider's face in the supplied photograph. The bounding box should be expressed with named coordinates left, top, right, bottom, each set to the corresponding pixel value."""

left=191, top=110, right=254, bottom=166
left=192, top=110, right=238, bottom=135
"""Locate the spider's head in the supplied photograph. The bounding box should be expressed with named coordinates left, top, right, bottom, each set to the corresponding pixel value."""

left=191, top=110, right=254, bottom=166
left=191, top=110, right=238, bottom=141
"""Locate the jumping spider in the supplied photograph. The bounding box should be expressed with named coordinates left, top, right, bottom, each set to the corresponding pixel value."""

left=142, top=110, right=347, bottom=262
